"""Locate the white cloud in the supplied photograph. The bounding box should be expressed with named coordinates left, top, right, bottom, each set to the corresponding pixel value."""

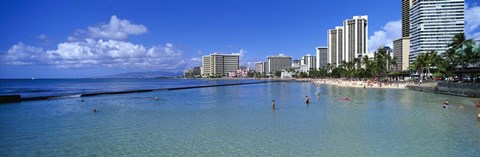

left=466, top=4, right=480, bottom=40
left=4, top=39, right=186, bottom=69
left=2, top=15, right=189, bottom=70
left=38, top=34, right=47, bottom=40
left=368, top=20, right=401, bottom=51
left=232, top=49, right=250, bottom=66
left=4, top=42, right=45, bottom=65
left=45, top=39, right=184, bottom=69
left=68, top=15, right=147, bottom=41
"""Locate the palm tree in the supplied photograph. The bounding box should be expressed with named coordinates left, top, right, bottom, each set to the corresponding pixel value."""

left=411, top=53, right=428, bottom=81
left=374, top=48, right=389, bottom=79
left=449, top=33, right=466, bottom=50
left=473, top=43, right=480, bottom=68
left=361, top=55, right=370, bottom=69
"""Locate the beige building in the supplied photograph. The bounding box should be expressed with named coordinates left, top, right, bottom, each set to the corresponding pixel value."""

left=201, top=53, right=239, bottom=77
left=394, top=38, right=410, bottom=71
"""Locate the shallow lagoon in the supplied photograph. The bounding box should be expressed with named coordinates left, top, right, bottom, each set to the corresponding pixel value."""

left=1, top=82, right=479, bottom=156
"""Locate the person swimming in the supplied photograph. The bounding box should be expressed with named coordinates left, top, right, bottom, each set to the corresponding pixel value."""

left=93, top=108, right=97, bottom=112
left=305, top=96, right=310, bottom=104
left=272, top=100, right=276, bottom=110
left=443, top=99, right=449, bottom=108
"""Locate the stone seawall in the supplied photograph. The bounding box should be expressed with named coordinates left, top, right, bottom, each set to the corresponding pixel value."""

left=407, top=81, right=480, bottom=98
left=437, top=82, right=480, bottom=97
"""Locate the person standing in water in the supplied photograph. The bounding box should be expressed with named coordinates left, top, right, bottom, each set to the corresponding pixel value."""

left=305, top=96, right=310, bottom=104
left=272, top=100, right=276, bottom=110
left=443, top=99, right=449, bottom=108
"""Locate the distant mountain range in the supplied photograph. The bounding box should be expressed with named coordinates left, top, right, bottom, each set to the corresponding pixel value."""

left=102, top=71, right=183, bottom=78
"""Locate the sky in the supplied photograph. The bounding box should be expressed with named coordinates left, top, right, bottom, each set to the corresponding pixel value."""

left=0, top=0, right=479, bottom=78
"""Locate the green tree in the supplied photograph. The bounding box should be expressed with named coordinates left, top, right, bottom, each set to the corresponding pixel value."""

left=411, top=53, right=428, bottom=81
left=274, top=71, right=281, bottom=77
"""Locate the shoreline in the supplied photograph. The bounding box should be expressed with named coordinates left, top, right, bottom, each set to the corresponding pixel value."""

left=307, top=78, right=410, bottom=89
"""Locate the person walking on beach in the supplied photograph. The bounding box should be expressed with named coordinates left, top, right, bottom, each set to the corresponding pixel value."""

left=272, top=100, right=276, bottom=110
left=305, top=96, right=310, bottom=104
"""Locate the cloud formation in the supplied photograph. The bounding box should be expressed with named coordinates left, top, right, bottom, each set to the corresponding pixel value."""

left=368, top=20, right=401, bottom=52
left=5, top=40, right=185, bottom=69
left=4, top=42, right=45, bottom=65
left=68, top=15, right=147, bottom=41
left=466, top=4, right=480, bottom=40
left=2, top=15, right=191, bottom=70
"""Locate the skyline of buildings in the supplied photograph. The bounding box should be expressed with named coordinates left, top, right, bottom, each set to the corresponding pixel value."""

left=196, top=0, right=468, bottom=77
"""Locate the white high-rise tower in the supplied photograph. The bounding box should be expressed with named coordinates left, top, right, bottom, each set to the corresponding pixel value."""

left=409, top=0, right=464, bottom=63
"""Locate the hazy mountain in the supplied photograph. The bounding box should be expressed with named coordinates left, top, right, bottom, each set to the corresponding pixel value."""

left=102, top=71, right=183, bottom=78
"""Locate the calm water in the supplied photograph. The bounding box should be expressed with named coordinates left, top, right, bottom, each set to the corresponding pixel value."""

left=1, top=82, right=479, bottom=156
left=0, top=79, right=261, bottom=98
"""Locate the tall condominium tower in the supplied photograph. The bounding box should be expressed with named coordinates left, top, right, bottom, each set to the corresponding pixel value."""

left=402, top=0, right=413, bottom=38
left=267, top=54, right=292, bottom=73
left=343, top=15, right=368, bottom=63
left=316, top=47, right=328, bottom=69
left=201, top=53, right=239, bottom=77
left=327, top=16, right=368, bottom=68
left=409, top=0, right=464, bottom=63
left=394, top=0, right=413, bottom=71
left=327, top=26, right=343, bottom=67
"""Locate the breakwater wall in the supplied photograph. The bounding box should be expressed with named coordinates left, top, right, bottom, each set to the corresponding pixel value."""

left=1, top=81, right=283, bottom=104
left=406, top=81, right=480, bottom=97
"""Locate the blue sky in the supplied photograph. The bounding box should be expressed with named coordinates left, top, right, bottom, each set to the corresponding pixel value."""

left=1, top=0, right=479, bottom=78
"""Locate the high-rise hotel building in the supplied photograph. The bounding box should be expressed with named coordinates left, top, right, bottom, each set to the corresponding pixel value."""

left=394, top=0, right=413, bottom=71
left=316, top=47, right=328, bottom=69
left=267, top=54, right=292, bottom=74
left=201, top=53, right=239, bottom=77
left=409, top=0, right=464, bottom=63
left=327, top=26, right=343, bottom=67
left=327, top=16, right=368, bottom=67
left=343, top=16, right=368, bottom=63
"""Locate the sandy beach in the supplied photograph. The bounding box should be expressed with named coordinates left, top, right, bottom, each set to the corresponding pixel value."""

left=310, top=78, right=412, bottom=89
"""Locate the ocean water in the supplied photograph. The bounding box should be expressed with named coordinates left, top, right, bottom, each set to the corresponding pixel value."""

left=0, top=78, right=261, bottom=98
left=1, top=81, right=479, bottom=156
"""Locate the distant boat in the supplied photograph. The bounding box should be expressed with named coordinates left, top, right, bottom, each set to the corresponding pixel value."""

left=32, top=77, right=35, bottom=80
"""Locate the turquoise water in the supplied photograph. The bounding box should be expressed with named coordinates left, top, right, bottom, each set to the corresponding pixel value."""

left=1, top=82, right=479, bottom=156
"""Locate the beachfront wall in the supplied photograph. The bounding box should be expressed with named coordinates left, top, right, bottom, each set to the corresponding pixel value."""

left=407, top=81, right=480, bottom=97
left=437, top=82, right=480, bottom=98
